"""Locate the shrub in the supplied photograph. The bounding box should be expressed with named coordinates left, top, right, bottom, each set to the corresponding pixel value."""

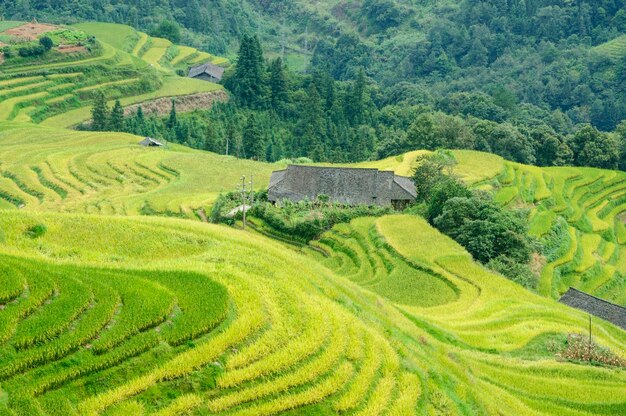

left=1, top=47, right=13, bottom=59
left=39, top=36, right=54, bottom=50
left=25, top=224, right=47, bottom=239
left=18, top=44, right=46, bottom=57
left=412, top=150, right=458, bottom=202
left=150, top=20, right=181, bottom=43
left=212, top=191, right=392, bottom=241
left=426, top=179, right=471, bottom=221
left=434, top=195, right=533, bottom=264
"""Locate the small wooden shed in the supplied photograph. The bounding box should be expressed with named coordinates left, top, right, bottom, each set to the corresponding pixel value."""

left=188, top=62, right=225, bottom=83
left=139, top=137, right=163, bottom=147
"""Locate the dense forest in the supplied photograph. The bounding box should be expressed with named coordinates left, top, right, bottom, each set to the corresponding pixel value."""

left=4, top=0, right=626, bottom=168
left=90, top=34, right=626, bottom=171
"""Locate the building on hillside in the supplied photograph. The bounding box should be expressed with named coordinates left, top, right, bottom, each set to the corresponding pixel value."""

left=268, top=165, right=417, bottom=209
left=559, top=287, right=626, bottom=330
left=188, top=62, right=225, bottom=83
left=139, top=137, right=163, bottom=147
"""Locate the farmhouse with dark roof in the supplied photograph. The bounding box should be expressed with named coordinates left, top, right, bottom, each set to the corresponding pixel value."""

left=559, top=287, right=626, bottom=330
left=268, top=165, right=417, bottom=209
left=188, top=62, right=225, bottom=83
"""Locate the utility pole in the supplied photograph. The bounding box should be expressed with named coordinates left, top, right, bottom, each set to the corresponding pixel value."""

left=589, top=314, right=591, bottom=361
left=249, top=175, right=254, bottom=206
left=240, top=175, right=247, bottom=230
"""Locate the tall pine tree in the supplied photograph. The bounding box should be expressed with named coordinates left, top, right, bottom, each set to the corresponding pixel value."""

left=299, top=82, right=326, bottom=159
left=242, top=114, right=265, bottom=160
left=167, top=100, right=178, bottom=129
left=91, top=92, right=109, bottom=131
left=228, top=34, right=268, bottom=109
left=109, top=100, right=124, bottom=131
left=345, top=68, right=367, bottom=126
left=268, top=57, right=289, bottom=114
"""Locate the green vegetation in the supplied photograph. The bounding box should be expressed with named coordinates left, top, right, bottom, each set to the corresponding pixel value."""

left=93, top=31, right=626, bottom=171
left=0, top=6, right=625, bottom=414
left=481, top=160, right=626, bottom=304
left=3, top=0, right=626, bottom=135
left=0, top=122, right=277, bottom=214
left=408, top=151, right=538, bottom=289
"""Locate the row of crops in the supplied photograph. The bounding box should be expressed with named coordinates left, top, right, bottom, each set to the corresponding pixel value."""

left=312, top=217, right=459, bottom=307
left=2, top=210, right=624, bottom=415
left=493, top=162, right=626, bottom=305
left=0, top=250, right=228, bottom=415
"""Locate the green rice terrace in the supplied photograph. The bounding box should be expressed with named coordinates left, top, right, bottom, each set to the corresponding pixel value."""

left=0, top=19, right=625, bottom=416
left=0, top=22, right=227, bottom=127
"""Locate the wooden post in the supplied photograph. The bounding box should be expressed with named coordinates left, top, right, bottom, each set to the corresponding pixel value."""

left=589, top=314, right=591, bottom=361
left=241, top=175, right=247, bottom=230
left=250, top=175, right=254, bottom=206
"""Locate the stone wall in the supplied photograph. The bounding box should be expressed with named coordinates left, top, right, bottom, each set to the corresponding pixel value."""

left=123, top=90, right=228, bottom=118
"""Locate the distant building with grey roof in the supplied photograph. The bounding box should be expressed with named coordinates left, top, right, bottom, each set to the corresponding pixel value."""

left=188, top=62, right=225, bottom=83
left=268, top=165, right=417, bottom=209
left=139, top=137, right=163, bottom=147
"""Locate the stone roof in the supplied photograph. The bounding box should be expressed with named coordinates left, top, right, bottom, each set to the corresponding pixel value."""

left=559, top=287, right=626, bottom=330
left=188, top=62, right=225, bottom=80
left=268, top=165, right=416, bottom=206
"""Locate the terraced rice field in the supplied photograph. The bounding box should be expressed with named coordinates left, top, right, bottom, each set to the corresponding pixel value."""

left=41, top=77, right=223, bottom=129
left=0, top=71, right=625, bottom=413
left=0, top=22, right=228, bottom=128
left=0, top=205, right=624, bottom=415
left=0, top=122, right=277, bottom=215
left=486, top=161, right=626, bottom=305
left=140, top=37, right=172, bottom=70
left=320, top=149, right=626, bottom=307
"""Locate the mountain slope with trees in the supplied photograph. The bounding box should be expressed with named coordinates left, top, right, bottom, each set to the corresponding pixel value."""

left=2, top=0, right=625, bottom=132
left=13, top=1, right=625, bottom=169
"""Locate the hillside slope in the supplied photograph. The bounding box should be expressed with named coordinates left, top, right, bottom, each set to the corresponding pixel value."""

left=0, top=122, right=275, bottom=215
left=1, top=122, right=624, bottom=306
left=0, top=209, right=624, bottom=415
left=4, top=0, right=625, bottom=131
